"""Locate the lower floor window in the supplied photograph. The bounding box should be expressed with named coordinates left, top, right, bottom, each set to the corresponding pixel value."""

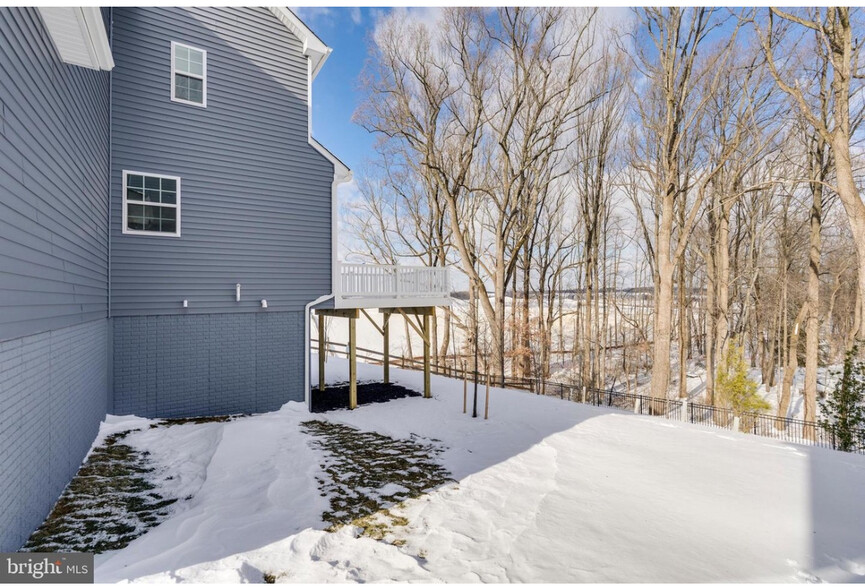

left=123, top=171, right=181, bottom=236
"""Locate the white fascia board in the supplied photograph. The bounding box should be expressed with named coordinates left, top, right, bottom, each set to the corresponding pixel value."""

left=38, top=7, right=114, bottom=71
left=268, top=7, right=332, bottom=80
left=310, top=137, right=352, bottom=184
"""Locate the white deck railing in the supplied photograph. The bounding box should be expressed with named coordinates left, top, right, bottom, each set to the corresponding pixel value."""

left=337, top=263, right=451, bottom=302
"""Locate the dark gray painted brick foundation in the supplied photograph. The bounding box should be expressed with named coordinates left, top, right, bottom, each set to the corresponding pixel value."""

left=0, top=320, right=109, bottom=552
left=113, top=312, right=303, bottom=418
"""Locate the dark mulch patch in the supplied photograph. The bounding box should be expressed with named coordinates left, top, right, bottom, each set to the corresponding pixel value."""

left=310, top=381, right=421, bottom=413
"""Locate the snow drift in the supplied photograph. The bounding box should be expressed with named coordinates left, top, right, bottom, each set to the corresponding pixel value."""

left=93, top=357, right=865, bottom=583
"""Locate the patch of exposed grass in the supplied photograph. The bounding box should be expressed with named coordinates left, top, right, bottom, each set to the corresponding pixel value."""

left=22, top=430, right=177, bottom=554
left=22, top=415, right=243, bottom=554
left=151, top=414, right=245, bottom=428
left=301, top=420, right=455, bottom=544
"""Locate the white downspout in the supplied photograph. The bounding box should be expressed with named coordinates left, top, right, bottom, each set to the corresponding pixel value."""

left=304, top=293, right=334, bottom=410
left=302, top=50, right=351, bottom=411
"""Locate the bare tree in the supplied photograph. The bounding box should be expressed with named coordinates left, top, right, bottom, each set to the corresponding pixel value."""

left=755, top=7, right=865, bottom=341
left=573, top=44, right=626, bottom=389
left=630, top=8, right=743, bottom=401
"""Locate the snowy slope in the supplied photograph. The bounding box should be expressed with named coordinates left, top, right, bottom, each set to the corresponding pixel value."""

left=94, top=357, right=865, bottom=583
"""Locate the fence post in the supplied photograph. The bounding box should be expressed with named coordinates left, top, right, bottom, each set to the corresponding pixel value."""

left=681, top=399, right=688, bottom=422
left=634, top=396, right=640, bottom=414
left=733, top=416, right=741, bottom=432
left=560, top=382, right=564, bottom=399
left=581, top=385, right=587, bottom=403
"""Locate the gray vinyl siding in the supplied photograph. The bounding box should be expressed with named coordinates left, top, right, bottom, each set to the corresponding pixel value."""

left=0, top=319, right=109, bottom=551
left=0, top=7, right=111, bottom=550
left=0, top=7, right=110, bottom=342
left=113, top=311, right=303, bottom=418
left=110, top=7, right=334, bottom=317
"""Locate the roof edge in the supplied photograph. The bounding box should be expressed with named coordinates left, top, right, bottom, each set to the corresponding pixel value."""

left=310, top=137, right=352, bottom=184
left=38, top=7, right=114, bottom=71
left=268, top=7, right=332, bottom=80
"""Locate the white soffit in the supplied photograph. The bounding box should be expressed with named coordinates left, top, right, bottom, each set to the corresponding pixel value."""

left=38, top=7, right=114, bottom=71
left=268, top=7, right=332, bottom=79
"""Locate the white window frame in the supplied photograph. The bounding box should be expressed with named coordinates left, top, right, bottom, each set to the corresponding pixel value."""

left=170, top=41, right=207, bottom=107
left=122, top=170, right=182, bottom=237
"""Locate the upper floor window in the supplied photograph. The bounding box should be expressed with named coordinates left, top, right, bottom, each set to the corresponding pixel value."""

left=122, top=171, right=181, bottom=237
left=171, top=42, right=206, bottom=107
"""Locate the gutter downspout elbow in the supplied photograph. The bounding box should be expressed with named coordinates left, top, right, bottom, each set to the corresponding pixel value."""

left=304, top=293, right=334, bottom=410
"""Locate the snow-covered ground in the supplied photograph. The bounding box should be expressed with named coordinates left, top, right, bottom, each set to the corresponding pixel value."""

left=93, top=357, right=865, bottom=583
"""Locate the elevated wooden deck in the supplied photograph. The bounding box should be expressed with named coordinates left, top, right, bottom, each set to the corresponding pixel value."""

left=315, top=306, right=437, bottom=409
left=334, top=263, right=452, bottom=309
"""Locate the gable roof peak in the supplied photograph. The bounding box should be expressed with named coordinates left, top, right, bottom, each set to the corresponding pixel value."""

left=268, top=7, right=332, bottom=79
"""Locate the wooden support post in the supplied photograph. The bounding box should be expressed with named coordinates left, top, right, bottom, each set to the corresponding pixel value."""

left=349, top=315, right=357, bottom=410
left=423, top=313, right=431, bottom=399
left=383, top=312, right=390, bottom=384
left=318, top=313, right=326, bottom=392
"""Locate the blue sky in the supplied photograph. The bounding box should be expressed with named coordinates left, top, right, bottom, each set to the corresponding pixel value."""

left=293, top=7, right=383, bottom=173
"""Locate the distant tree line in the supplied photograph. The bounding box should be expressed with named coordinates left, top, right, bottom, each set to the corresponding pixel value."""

left=348, top=7, right=865, bottom=418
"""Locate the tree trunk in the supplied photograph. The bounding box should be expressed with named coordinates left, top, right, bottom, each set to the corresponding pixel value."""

left=584, top=249, right=594, bottom=388
left=651, top=255, right=675, bottom=401
left=831, top=133, right=865, bottom=343
left=804, top=167, right=824, bottom=424
left=779, top=304, right=808, bottom=423
left=520, top=253, right=532, bottom=379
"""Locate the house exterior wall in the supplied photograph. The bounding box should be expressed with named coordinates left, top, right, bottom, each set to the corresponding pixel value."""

left=109, top=7, right=334, bottom=316
left=108, top=7, right=333, bottom=417
left=0, top=7, right=111, bottom=551
left=0, top=320, right=109, bottom=551
left=0, top=8, right=110, bottom=341
left=112, top=312, right=303, bottom=418
left=0, top=6, right=334, bottom=549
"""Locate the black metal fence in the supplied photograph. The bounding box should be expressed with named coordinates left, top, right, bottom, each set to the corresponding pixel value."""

left=312, top=341, right=865, bottom=455
left=687, top=402, right=735, bottom=429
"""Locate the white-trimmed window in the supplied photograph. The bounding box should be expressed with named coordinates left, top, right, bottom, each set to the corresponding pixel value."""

left=171, top=42, right=206, bottom=107
left=122, top=171, right=181, bottom=236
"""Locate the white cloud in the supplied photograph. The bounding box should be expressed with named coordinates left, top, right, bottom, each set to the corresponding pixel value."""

left=289, top=6, right=332, bottom=24
left=290, top=6, right=363, bottom=29
left=371, top=6, right=443, bottom=40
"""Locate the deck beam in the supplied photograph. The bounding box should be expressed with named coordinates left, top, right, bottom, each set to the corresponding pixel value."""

left=378, top=306, right=435, bottom=316
left=315, top=308, right=360, bottom=319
